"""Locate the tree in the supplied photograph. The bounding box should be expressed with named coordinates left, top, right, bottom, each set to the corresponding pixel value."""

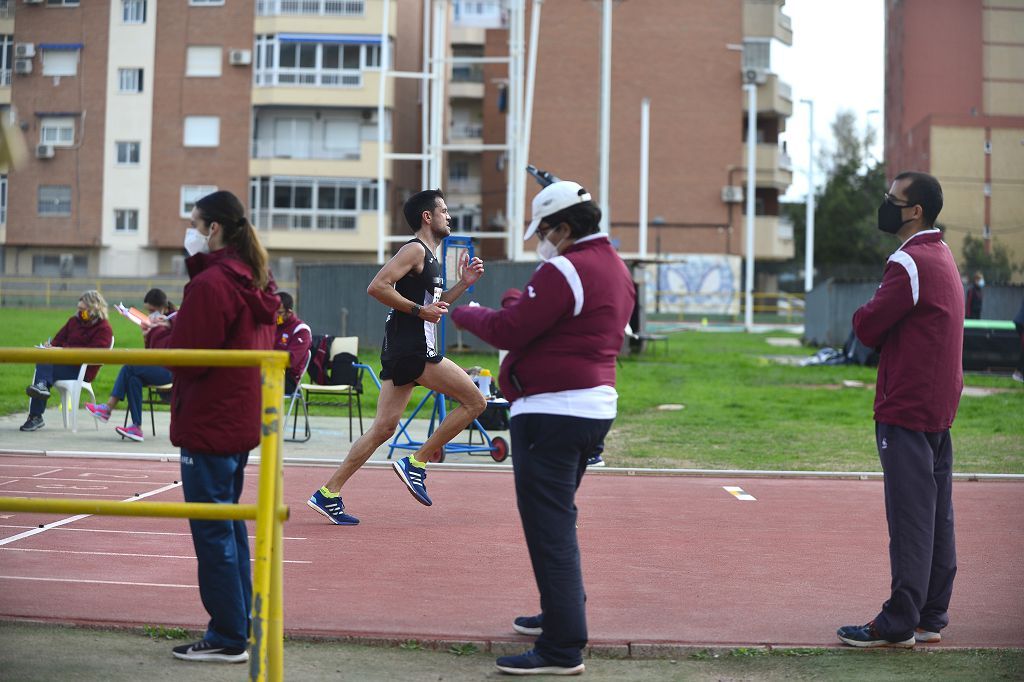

left=961, top=234, right=1019, bottom=284
left=783, top=110, right=889, bottom=281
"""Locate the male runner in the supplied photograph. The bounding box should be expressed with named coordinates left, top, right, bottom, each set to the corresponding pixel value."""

left=307, top=189, right=486, bottom=524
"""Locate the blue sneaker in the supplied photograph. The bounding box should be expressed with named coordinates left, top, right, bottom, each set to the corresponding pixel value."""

left=837, top=621, right=914, bottom=648
left=306, top=488, right=359, bottom=525
left=513, top=614, right=542, bottom=636
left=495, top=649, right=584, bottom=676
left=586, top=454, right=605, bottom=467
left=392, top=456, right=432, bottom=506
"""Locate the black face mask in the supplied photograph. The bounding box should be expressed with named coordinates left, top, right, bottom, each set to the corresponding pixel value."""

left=877, top=198, right=914, bottom=234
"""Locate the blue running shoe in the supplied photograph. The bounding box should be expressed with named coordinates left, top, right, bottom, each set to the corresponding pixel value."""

left=586, top=454, right=605, bottom=467
left=392, top=456, right=432, bottom=506
left=837, top=621, right=914, bottom=648
left=306, top=488, right=359, bottom=525
left=495, top=649, right=584, bottom=675
left=513, top=614, right=542, bottom=636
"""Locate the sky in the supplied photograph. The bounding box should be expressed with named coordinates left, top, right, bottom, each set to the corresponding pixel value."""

left=775, top=0, right=885, bottom=202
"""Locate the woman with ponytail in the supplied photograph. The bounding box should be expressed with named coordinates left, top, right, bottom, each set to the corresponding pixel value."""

left=146, top=190, right=278, bottom=664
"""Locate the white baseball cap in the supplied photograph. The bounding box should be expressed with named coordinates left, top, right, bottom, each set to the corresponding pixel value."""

left=524, top=181, right=593, bottom=240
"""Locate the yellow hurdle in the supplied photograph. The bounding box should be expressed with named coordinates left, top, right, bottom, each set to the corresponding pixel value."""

left=0, top=347, right=290, bottom=682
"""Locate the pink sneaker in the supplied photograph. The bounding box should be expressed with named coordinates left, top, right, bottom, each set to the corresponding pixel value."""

left=115, top=424, right=144, bottom=442
left=85, top=403, right=112, bottom=423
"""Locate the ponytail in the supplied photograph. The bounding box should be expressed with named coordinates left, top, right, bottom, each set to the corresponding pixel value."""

left=195, top=191, right=271, bottom=291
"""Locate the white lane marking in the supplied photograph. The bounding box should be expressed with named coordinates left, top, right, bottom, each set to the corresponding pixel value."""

left=0, top=463, right=176, bottom=474
left=0, top=575, right=195, bottom=589
left=0, top=480, right=18, bottom=487
left=0, top=490, right=125, bottom=498
left=723, top=486, right=757, bottom=501
left=0, top=477, right=161, bottom=485
left=0, top=481, right=181, bottom=547
left=0, top=547, right=312, bottom=564
left=32, top=469, right=63, bottom=477
left=0, top=525, right=307, bottom=541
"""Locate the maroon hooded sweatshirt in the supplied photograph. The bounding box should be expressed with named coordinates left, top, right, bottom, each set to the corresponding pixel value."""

left=148, top=248, right=278, bottom=455
left=51, top=315, right=114, bottom=382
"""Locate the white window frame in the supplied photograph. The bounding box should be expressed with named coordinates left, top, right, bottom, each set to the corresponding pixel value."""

left=257, top=0, right=366, bottom=16
left=249, top=176, right=378, bottom=231
left=254, top=35, right=391, bottom=88
left=181, top=185, right=218, bottom=218
left=0, top=174, right=7, bottom=225
left=118, top=68, right=144, bottom=93
left=39, top=117, right=76, bottom=147
left=186, top=46, right=222, bottom=78
left=38, top=185, right=72, bottom=217
left=114, top=209, right=139, bottom=232
left=183, top=116, right=220, bottom=147
left=41, top=49, right=80, bottom=77
left=189, top=0, right=225, bottom=5
left=46, top=0, right=80, bottom=6
left=115, top=141, right=140, bottom=165
left=122, top=0, right=146, bottom=23
left=1, top=35, right=13, bottom=86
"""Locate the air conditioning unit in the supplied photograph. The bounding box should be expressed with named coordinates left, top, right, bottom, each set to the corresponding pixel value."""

left=743, top=68, right=767, bottom=85
left=228, top=49, right=252, bottom=66
left=15, top=43, right=36, bottom=59
left=36, top=144, right=55, bottom=159
left=721, top=185, right=744, bottom=204
left=14, top=58, right=33, bottom=75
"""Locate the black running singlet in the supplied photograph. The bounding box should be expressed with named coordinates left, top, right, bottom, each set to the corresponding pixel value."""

left=379, top=239, right=445, bottom=384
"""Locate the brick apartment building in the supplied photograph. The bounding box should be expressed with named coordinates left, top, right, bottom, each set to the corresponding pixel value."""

left=885, top=0, right=1024, bottom=274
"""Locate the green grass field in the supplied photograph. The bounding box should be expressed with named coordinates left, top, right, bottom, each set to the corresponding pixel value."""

left=1, top=307, right=1021, bottom=473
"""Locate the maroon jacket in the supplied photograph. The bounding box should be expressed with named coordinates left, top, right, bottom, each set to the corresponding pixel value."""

left=852, top=230, right=964, bottom=432
left=274, top=314, right=312, bottom=382
left=148, top=248, right=278, bottom=455
left=51, top=316, right=114, bottom=382
left=451, top=234, right=635, bottom=403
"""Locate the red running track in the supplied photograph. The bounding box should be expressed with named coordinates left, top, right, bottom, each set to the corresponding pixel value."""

left=0, top=455, right=1022, bottom=649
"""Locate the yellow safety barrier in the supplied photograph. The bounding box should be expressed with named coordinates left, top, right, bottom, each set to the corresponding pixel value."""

left=0, top=348, right=290, bottom=682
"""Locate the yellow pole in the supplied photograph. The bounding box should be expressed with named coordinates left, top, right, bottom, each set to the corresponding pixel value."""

left=268, top=452, right=285, bottom=680
left=0, top=497, right=287, bottom=521
left=250, top=357, right=287, bottom=682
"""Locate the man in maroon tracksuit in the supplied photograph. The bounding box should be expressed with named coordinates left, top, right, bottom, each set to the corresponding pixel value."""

left=452, top=180, right=635, bottom=675
left=838, top=171, right=964, bottom=648
left=274, top=291, right=312, bottom=395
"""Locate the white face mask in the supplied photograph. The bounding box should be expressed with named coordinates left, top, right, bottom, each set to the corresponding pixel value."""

left=977, top=279, right=985, bottom=288
left=535, top=229, right=565, bottom=261
left=183, top=227, right=210, bottom=256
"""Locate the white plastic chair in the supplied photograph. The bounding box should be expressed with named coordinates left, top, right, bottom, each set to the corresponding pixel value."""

left=54, top=336, right=114, bottom=433
left=300, top=336, right=367, bottom=442
left=284, top=350, right=312, bottom=443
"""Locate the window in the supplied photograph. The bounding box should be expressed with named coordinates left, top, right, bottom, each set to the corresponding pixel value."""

left=183, top=116, right=220, bottom=147
left=181, top=185, right=218, bottom=218
left=1, top=35, right=12, bottom=87
left=0, top=174, right=7, bottom=225
left=41, top=49, right=80, bottom=77
left=114, top=209, right=139, bottom=232
left=33, top=254, right=87, bottom=276
left=186, top=46, right=222, bottom=77
left=38, top=185, right=72, bottom=216
left=189, top=0, right=224, bottom=5
left=46, top=0, right=80, bottom=6
left=250, top=176, right=377, bottom=230
left=449, top=160, right=469, bottom=181
left=116, top=141, right=140, bottom=165
left=322, top=118, right=359, bottom=156
left=40, top=117, right=75, bottom=147
left=118, top=68, right=144, bottom=93
left=254, top=35, right=390, bottom=87
left=122, top=0, right=146, bottom=23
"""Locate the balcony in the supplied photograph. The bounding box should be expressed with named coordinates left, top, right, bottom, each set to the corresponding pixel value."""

left=450, top=122, right=483, bottom=142
left=450, top=65, right=485, bottom=99
left=739, top=144, right=793, bottom=191
left=753, top=215, right=795, bottom=261
left=742, top=73, right=792, bottom=117
left=447, top=177, right=482, bottom=196
left=255, top=0, right=396, bottom=36
left=254, top=211, right=380, bottom=253
left=743, top=0, right=792, bottom=46
left=253, top=70, right=393, bottom=108
left=250, top=140, right=391, bottom=178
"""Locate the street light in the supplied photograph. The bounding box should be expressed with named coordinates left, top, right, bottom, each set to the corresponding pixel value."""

left=800, top=98, right=815, bottom=294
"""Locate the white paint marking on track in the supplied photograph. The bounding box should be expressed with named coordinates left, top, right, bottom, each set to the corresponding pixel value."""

left=0, top=477, right=162, bottom=485
left=0, top=463, right=175, bottom=473
left=723, top=486, right=757, bottom=501
left=32, top=468, right=63, bottom=477
left=0, top=481, right=181, bottom=547
left=0, top=480, right=18, bottom=487
left=0, top=490, right=125, bottom=498
left=0, top=547, right=312, bottom=564
left=0, top=575, right=195, bottom=589
left=0, top=522, right=307, bottom=540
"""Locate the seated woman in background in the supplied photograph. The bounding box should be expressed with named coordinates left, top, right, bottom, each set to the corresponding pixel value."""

left=21, top=290, right=114, bottom=432
left=85, top=288, right=176, bottom=442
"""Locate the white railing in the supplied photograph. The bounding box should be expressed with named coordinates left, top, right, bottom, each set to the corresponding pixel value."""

left=251, top=139, right=360, bottom=161
left=0, top=70, right=11, bottom=87
left=450, top=123, right=483, bottom=139
left=255, top=67, right=362, bottom=88
left=252, top=209, right=358, bottom=231
left=0, top=0, right=12, bottom=19
left=447, top=178, right=482, bottom=194
left=256, top=0, right=364, bottom=16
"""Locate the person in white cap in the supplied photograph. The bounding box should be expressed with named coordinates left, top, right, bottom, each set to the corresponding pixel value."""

left=451, top=180, right=635, bottom=676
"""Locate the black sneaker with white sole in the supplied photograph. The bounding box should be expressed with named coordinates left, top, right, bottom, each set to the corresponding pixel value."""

left=172, top=639, right=249, bottom=663
left=19, top=415, right=45, bottom=432
left=513, top=614, right=543, bottom=636
left=25, top=382, right=50, bottom=399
